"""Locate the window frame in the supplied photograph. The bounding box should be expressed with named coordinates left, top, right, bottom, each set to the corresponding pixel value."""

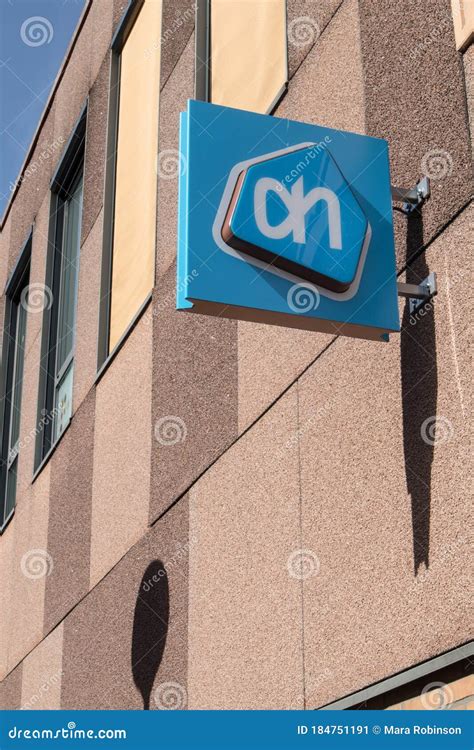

left=317, top=642, right=473, bottom=710
left=34, top=107, right=87, bottom=470
left=194, top=0, right=289, bottom=112
left=0, top=232, right=32, bottom=532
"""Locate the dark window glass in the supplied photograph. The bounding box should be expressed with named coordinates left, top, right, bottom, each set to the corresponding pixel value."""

left=0, top=239, right=31, bottom=530
left=36, top=110, right=86, bottom=465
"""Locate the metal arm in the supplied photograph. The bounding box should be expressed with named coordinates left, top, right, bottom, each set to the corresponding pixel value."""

left=397, top=272, right=437, bottom=316
left=391, top=176, right=431, bottom=214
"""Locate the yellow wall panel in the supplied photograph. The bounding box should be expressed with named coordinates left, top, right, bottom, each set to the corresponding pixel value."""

left=451, top=0, right=474, bottom=50
left=110, top=0, right=162, bottom=352
left=211, top=0, right=287, bottom=114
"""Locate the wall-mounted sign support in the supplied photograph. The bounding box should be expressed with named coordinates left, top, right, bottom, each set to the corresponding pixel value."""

left=397, top=272, right=437, bottom=315
left=391, top=177, right=431, bottom=214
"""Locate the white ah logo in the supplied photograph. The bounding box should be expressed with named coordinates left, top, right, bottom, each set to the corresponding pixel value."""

left=253, top=176, right=342, bottom=249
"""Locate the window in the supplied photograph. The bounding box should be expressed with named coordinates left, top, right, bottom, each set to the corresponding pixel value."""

left=0, top=235, right=31, bottom=530
left=99, top=0, right=162, bottom=365
left=35, top=110, right=86, bottom=466
left=451, top=0, right=474, bottom=50
left=196, top=0, right=288, bottom=114
left=318, top=643, right=473, bottom=710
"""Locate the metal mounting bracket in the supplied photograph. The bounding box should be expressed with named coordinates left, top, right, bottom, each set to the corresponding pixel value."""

left=397, top=272, right=437, bottom=316
left=391, top=176, right=431, bottom=214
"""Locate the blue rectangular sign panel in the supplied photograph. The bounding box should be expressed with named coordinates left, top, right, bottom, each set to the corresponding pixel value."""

left=177, top=100, right=400, bottom=341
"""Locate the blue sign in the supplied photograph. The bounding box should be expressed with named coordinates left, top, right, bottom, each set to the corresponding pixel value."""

left=177, top=100, right=400, bottom=341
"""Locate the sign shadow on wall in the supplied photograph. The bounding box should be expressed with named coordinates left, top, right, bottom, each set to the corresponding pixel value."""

left=131, top=560, right=170, bottom=709
left=401, top=213, right=437, bottom=576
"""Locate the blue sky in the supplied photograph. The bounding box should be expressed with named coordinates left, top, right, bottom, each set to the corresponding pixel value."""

left=0, top=0, right=86, bottom=218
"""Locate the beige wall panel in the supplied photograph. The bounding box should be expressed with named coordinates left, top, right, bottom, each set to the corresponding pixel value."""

left=211, top=0, right=287, bottom=113
left=6, top=465, right=51, bottom=673
left=299, top=205, right=472, bottom=708
left=237, top=326, right=334, bottom=434
left=73, top=210, right=103, bottom=412
left=0, top=664, right=22, bottom=709
left=451, top=0, right=474, bottom=50
left=188, top=387, right=304, bottom=709
left=90, top=315, right=152, bottom=588
left=388, top=674, right=474, bottom=710
left=276, top=0, right=365, bottom=133
left=21, top=623, right=63, bottom=709
left=0, top=523, right=15, bottom=679
left=287, top=0, right=344, bottom=77
left=109, top=0, right=162, bottom=351
left=155, top=33, right=194, bottom=278
left=464, top=43, right=474, bottom=160
left=238, top=0, right=365, bottom=434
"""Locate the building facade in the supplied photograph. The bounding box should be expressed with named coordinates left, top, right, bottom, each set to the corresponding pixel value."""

left=0, top=0, right=472, bottom=711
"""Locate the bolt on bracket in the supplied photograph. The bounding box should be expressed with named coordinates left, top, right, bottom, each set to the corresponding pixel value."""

left=391, top=176, right=431, bottom=214
left=397, top=272, right=437, bottom=316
